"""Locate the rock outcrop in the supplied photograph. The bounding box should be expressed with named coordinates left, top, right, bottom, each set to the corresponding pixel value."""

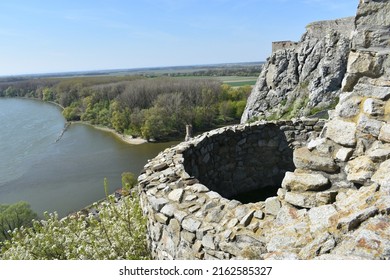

left=241, top=17, right=355, bottom=123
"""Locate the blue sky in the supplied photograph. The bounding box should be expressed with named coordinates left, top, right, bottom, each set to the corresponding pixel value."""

left=0, top=0, right=358, bottom=76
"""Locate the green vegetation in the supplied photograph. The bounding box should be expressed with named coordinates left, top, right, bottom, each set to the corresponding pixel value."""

left=0, top=193, right=149, bottom=260
left=0, top=201, right=38, bottom=242
left=0, top=173, right=149, bottom=260
left=0, top=75, right=251, bottom=140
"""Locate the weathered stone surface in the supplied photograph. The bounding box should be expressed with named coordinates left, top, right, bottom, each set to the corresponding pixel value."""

left=182, top=218, right=201, bottom=233
left=254, top=210, right=265, bottom=220
left=285, top=192, right=317, bottom=209
left=263, top=252, right=299, bottom=260
left=148, top=197, right=169, bottom=212
left=282, top=171, right=330, bottom=192
left=160, top=204, right=176, bottom=218
left=155, top=213, right=169, bottom=225
left=357, top=114, right=383, bottom=137
left=337, top=206, right=379, bottom=232
left=326, top=118, right=357, bottom=147
left=241, top=17, right=354, bottom=123
left=308, top=205, right=337, bottom=233
left=267, top=234, right=297, bottom=253
left=345, top=156, right=376, bottom=184
left=240, top=210, right=255, bottom=226
left=202, top=234, right=216, bottom=250
left=336, top=147, right=354, bottom=162
left=372, top=159, right=390, bottom=188
left=294, top=147, right=338, bottom=173
left=335, top=94, right=362, bottom=118
left=363, top=98, right=385, bottom=116
left=264, top=197, right=281, bottom=216
left=379, top=124, right=390, bottom=143
left=168, top=189, right=184, bottom=202
left=367, top=146, right=390, bottom=162
left=299, top=232, right=336, bottom=259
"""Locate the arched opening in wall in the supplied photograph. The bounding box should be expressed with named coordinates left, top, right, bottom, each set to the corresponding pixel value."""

left=183, top=124, right=295, bottom=204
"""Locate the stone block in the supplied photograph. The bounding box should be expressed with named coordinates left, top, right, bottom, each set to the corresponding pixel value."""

left=379, top=124, right=390, bottom=143
left=336, top=147, right=354, bottom=162
left=294, top=147, right=338, bottom=173
left=168, top=189, right=184, bottom=202
left=308, top=205, right=338, bottom=233
left=240, top=210, right=255, bottom=226
left=337, top=206, right=379, bottom=232
left=202, top=234, right=216, bottom=250
left=182, top=218, right=201, bottom=232
left=285, top=192, right=317, bottom=208
left=148, top=196, right=169, bottom=212
left=345, top=156, right=377, bottom=184
left=372, top=159, right=390, bottom=188
left=326, top=118, right=357, bottom=147
left=155, top=213, right=169, bottom=225
left=357, top=114, right=383, bottom=137
left=363, top=98, right=384, bottom=116
left=264, top=197, right=281, bottom=216
left=282, top=171, right=330, bottom=192
left=160, top=204, right=176, bottom=217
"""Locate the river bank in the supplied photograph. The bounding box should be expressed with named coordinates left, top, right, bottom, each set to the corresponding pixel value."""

left=70, top=121, right=148, bottom=145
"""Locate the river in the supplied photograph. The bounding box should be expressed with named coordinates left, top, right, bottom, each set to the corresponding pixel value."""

left=0, top=98, right=178, bottom=216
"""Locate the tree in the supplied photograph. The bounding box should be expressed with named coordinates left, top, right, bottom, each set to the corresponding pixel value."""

left=0, top=201, right=38, bottom=242
left=121, top=172, right=137, bottom=194
left=0, top=194, right=149, bottom=260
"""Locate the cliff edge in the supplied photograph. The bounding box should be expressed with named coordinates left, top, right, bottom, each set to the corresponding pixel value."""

left=241, top=17, right=354, bottom=123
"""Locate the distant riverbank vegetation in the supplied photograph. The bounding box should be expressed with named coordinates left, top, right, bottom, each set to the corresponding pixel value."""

left=0, top=75, right=252, bottom=140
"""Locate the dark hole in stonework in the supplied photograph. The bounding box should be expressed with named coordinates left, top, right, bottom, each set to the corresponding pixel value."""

left=233, top=186, right=281, bottom=204
left=183, top=125, right=295, bottom=204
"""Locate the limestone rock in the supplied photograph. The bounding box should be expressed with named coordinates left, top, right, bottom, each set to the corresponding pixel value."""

left=345, top=156, right=376, bottom=184
left=363, top=98, right=385, bottom=116
left=337, top=206, right=378, bottom=232
left=285, top=192, right=317, bottom=209
left=372, top=159, right=390, bottom=188
left=308, top=205, right=337, bottom=233
left=282, top=171, right=330, bottom=192
left=379, top=124, right=390, bottom=143
left=168, top=189, right=184, bottom=202
left=241, top=18, right=354, bottom=123
left=264, top=197, right=281, bottom=216
left=357, top=114, right=383, bottom=137
left=293, top=147, right=338, bottom=173
left=182, top=218, right=201, bottom=233
left=326, top=118, right=357, bottom=147
left=336, top=147, right=354, bottom=162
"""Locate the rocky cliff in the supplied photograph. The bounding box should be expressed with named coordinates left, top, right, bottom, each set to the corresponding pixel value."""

left=241, top=17, right=354, bottom=123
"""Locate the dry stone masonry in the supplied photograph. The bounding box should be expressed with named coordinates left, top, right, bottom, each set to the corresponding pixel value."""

left=138, top=119, right=324, bottom=260
left=138, top=0, right=390, bottom=260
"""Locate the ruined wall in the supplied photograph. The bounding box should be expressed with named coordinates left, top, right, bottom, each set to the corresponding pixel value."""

left=272, top=41, right=298, bottom=53
left=137, top=119, right=324, bottom=260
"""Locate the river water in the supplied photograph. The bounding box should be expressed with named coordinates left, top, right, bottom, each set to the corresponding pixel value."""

left=0, top=98, right=177, bottom=216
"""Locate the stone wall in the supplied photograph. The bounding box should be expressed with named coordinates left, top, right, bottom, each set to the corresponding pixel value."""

left=137, top=118, right=324, bottom=260
left=272, top=41, right=298, bottom=53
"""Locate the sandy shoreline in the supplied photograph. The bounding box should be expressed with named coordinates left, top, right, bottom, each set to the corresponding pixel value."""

left=73, top=122, right=148, bottom=145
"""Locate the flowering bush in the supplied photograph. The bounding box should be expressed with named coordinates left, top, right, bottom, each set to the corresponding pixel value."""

left=0, top=193, right=150, bottom=260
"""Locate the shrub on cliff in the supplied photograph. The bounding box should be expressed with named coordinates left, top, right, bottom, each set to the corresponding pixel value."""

left=0, top=194, right=150, bottom=260
left=0, top=201, right=38, bottom=242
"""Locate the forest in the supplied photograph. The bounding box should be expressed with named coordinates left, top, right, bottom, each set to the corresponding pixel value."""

left=0, top=75, right=251, bottom=140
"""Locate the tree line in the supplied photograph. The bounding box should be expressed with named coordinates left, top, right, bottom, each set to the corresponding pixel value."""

left=0, top=76, right=251, bottom=140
